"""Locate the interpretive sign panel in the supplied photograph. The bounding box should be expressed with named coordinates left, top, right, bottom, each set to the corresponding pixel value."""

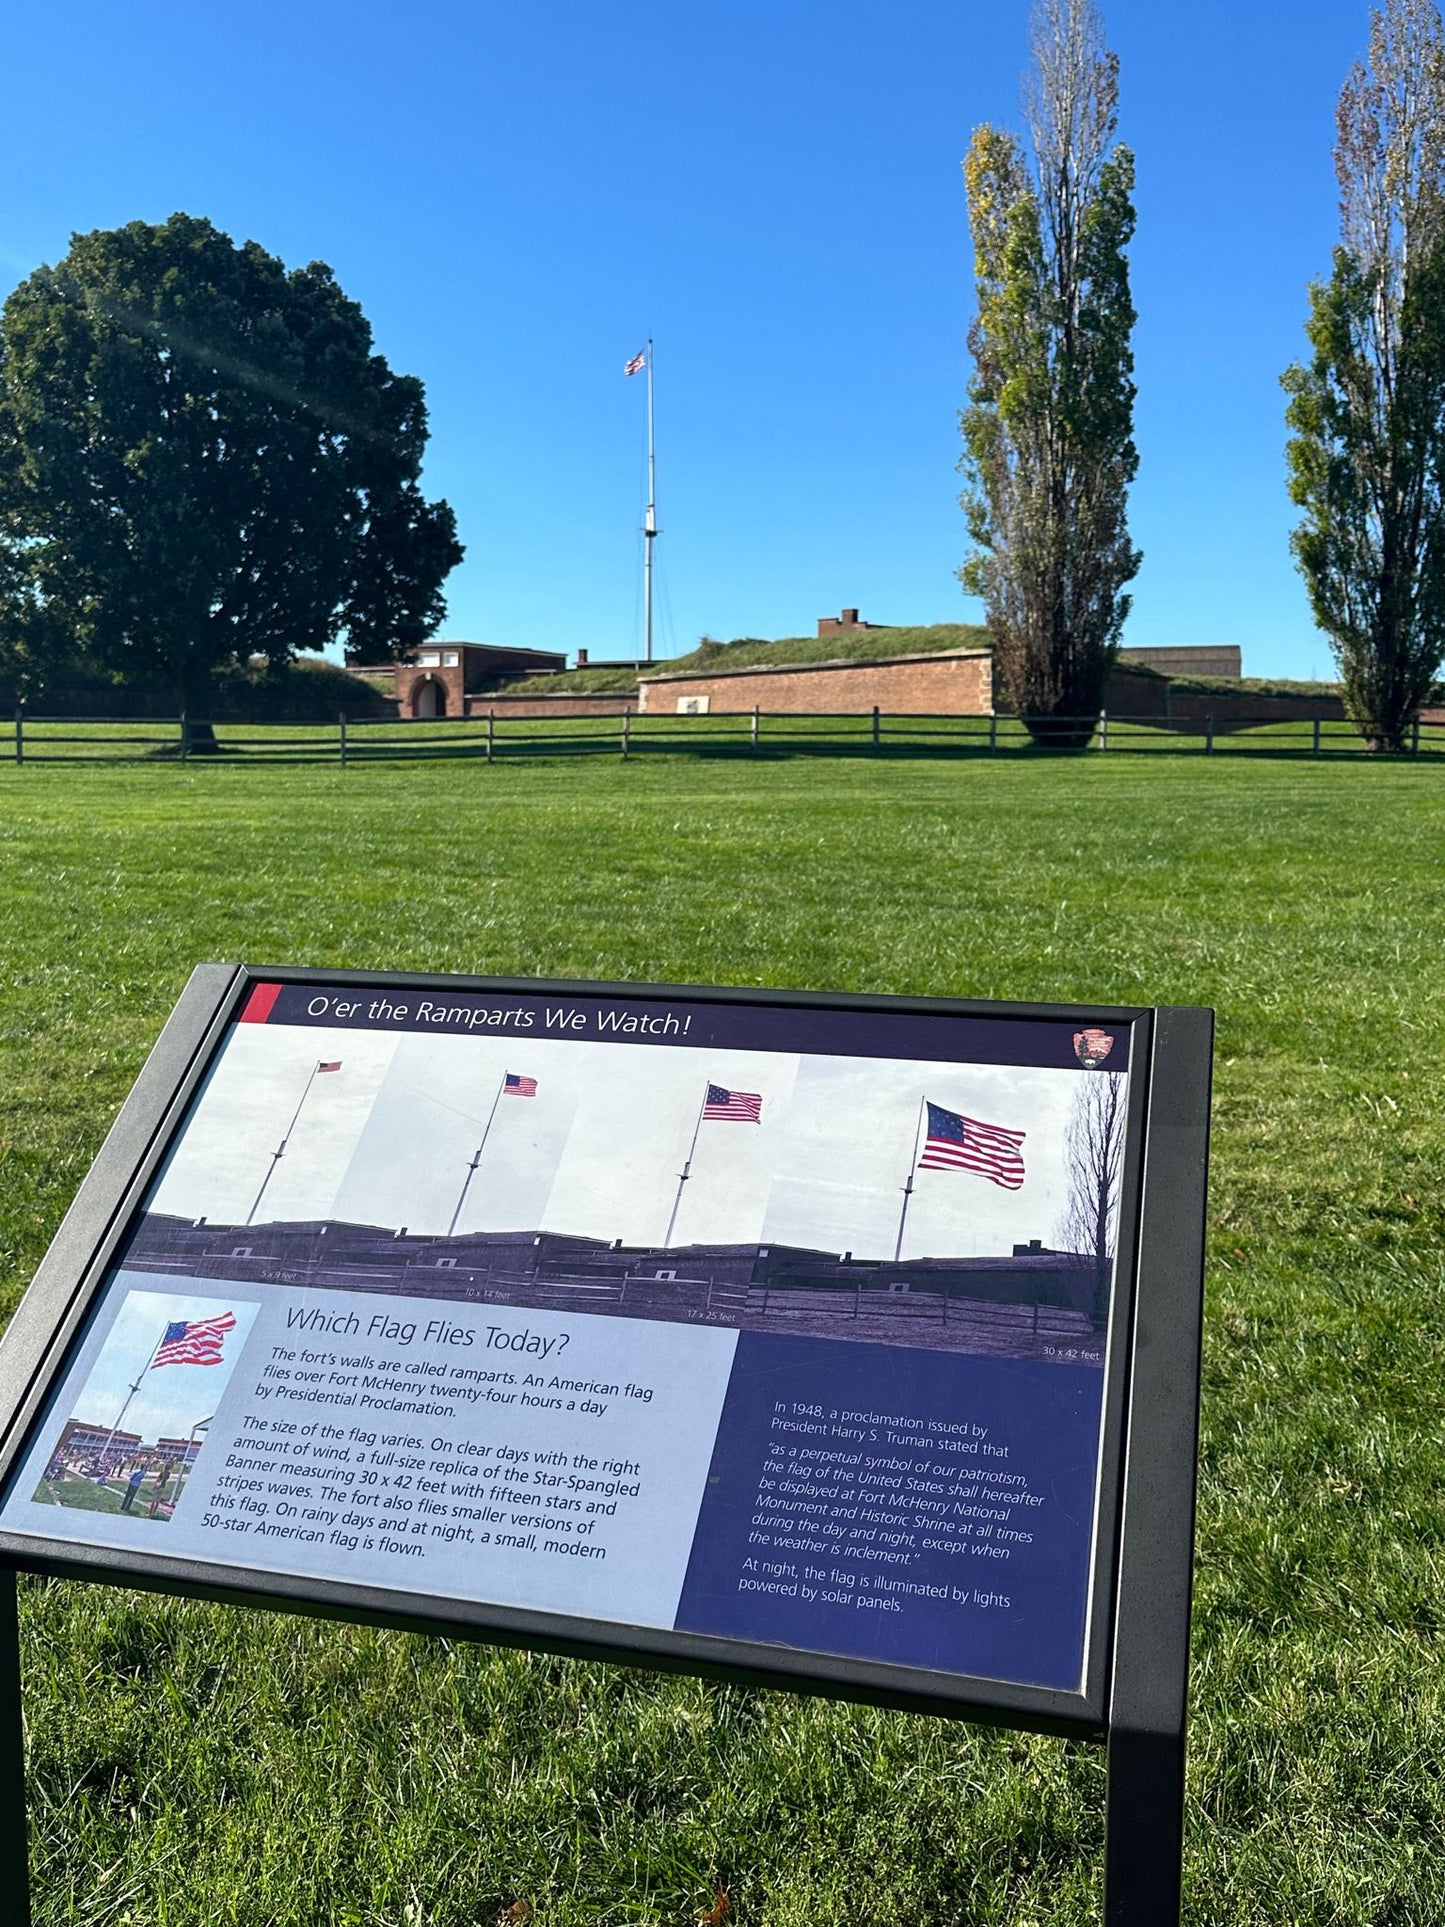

left=0, top=969, right=1209, bottom=1760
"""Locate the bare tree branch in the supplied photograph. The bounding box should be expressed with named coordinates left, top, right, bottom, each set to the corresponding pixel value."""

left=1056, top=1072, right=1126, bottom=1323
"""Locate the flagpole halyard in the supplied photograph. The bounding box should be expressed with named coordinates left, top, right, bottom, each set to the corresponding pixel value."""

left=663, top=1081, right=709, bottom=1250
left=448, top=1071, right=509, bottom=1238
left=644, top=339, right=656, bottom=663
left=894, top=1096, right=927, bottom=1263
left=246, top=1059, right=330, bottom=1227
left=97, top=1326, right=169, bottom=1469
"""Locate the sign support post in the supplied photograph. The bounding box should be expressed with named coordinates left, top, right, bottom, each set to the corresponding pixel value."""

left=1101, top=1005, right=1210, bottom=1924
left=0, top=1571, right=30, bottom=1927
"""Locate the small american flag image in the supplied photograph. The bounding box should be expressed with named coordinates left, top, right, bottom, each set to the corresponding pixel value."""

left=918, top=1101, right=1025, bottom=1189
left=317, top=1061, right=342, bottom=1074
left=152, top=1311, right=238, bottom=1370
left=624, top=348, right=647, bottom=376
left=703, top=1083, right=762, bottom=1122
left=504, top=1073, right=537, bottom=1097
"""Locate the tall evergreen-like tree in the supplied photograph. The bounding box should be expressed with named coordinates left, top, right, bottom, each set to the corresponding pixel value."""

left=1284, top=0, right=1445, bottom=752
left=959, top=0, right=1140, bottom=748
left=0, top=214, right=462, bottom=741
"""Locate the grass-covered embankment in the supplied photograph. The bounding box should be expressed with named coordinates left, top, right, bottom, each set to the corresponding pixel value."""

left=533, top=623, right=993, bottom=693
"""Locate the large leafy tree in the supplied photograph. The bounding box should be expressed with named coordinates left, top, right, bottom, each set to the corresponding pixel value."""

left=1283, top=0, right=1445, bottom=752
left=0, top=213, right=462, bottom=738
left=959, top=0, right=1140, bottom=748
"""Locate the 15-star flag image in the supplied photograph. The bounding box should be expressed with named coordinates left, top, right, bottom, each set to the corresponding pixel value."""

left=918, top=1101, right=1026, bottom=1190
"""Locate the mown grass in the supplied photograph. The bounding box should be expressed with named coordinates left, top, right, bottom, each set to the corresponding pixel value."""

left=2, top=751, right=1443, bottom=1924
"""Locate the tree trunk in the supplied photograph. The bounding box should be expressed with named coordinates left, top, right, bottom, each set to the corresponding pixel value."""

left=179, top=650, right=221, bottom=754
left=1023, top=710, right=1097, bottom=750
left=1092, top=1172, right=1110, bottom=1325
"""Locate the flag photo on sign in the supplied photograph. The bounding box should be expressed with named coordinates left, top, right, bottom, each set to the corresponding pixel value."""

left=152, top=1310, right=238, bottom=1369
left=703, top=1083, right=762, bottom=1122
left=918, top=1101, right=1025, bottom=1189
left=504, top=1073, right=538, bottom=1097
left=29, top=1292, right=259, bottom=1521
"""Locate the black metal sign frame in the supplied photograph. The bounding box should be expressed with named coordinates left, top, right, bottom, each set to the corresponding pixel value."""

left=0, top=963, right=1212, bottom=1924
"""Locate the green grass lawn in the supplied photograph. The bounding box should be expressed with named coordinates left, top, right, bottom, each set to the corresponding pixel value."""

left=2, top=751, right=1443, bottom=1925
left=31, top=1471, right=184, bottom=1518
left=29, top=1473, right=130, bottom=1516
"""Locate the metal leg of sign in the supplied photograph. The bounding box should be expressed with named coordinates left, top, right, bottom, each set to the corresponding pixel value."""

left=0, top=1570, right=31, bottom=1927
left=1103, top=1724, right=1185, bottom=1924
left=1100, top=1004, right=1212, bottom=1927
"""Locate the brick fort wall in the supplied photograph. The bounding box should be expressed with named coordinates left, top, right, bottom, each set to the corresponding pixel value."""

left=638, top=650, right=993, bottom=716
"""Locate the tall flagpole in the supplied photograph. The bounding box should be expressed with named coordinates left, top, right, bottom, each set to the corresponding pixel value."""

left=98, top=1327, right=169, bottom=1467
left=247, top=1061, right=327, bottom=1227
left=894, top=1097, right=928, bottom=1262
left=663, top=1082, right=709, bottom=1249
left=644, top=338, right=657, bottom=664
left=448, top=1071, right=510, bottom=1237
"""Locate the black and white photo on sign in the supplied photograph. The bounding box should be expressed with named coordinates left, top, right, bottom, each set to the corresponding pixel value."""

left=145, top=1025, right=1125, bottom=1266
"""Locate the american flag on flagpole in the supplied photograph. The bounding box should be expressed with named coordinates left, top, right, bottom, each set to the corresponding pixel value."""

left=152, top=1311, right=238, bottom=1370
left=317, top=1061, right=342, bottom=1073
left=703, top=1083, right=762, bottom=1122
left=917, top=1101, right=1025, bottom=1189
left=624, top=348, right=647, bottom=376
left=504, top=1073, right=537, bottom=1097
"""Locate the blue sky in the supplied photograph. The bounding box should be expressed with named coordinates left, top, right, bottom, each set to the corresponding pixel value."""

left=3, top=2, right=1376, bottom=676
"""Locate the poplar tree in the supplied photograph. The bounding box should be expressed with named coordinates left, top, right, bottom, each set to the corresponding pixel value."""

left=1283, top=0, right=1445, bottom=752
left=959, top=0, right=1140, bottom=748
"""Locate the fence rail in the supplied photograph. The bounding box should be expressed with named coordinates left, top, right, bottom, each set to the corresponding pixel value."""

left=5, top=705, right=1444, bottom=765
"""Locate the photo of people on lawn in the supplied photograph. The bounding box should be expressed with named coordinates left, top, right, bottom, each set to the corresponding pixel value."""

left=33, top=1289, right=257, bottom=1522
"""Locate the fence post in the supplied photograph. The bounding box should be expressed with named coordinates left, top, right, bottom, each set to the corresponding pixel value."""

left=486, top=709, right=494, bottom=762
left=621, top=706, right=630, bottom=759
left=1204, top=713, right=1214, bottom=756
left=179, top=711, right=190, bottom=761
left=339, top=710, right=347, bottom=768
left=989, top=712, right=998, bottom=753
left=1099, top=708, right=1108, bottom=752
left=751, top=705, right=760, bottom=752
left=872, top=704, right=880, bottom=751
left=1412, top=716, right=1421, bottom=755
left=1313, top=715, right=1321, bottom=757
left=13, top=707, right=21, bottom=767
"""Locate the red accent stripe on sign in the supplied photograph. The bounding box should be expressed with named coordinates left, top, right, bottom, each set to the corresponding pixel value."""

left=238, top=982, right=283, bottom=1024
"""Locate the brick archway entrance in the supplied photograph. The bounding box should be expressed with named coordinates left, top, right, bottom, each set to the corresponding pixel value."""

left=414, top=676, right=447, bottom=719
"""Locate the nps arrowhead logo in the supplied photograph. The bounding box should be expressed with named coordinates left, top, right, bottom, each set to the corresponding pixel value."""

left=1073, top=1027, right=1115, bottom=1069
